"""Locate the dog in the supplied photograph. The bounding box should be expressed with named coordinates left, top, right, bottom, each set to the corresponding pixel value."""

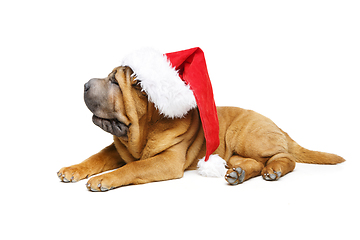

left=58, top=66, right=345, bottom=191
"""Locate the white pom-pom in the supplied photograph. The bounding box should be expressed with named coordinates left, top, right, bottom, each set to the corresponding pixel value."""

left=197, top=154, right=227, bottom=178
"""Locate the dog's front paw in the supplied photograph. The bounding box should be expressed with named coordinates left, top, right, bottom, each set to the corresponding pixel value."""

left=57, top=165, right=89, bottom=183
left=85, top=175, right=115, bottom=192
left=225, top=167, right=246, bottom=185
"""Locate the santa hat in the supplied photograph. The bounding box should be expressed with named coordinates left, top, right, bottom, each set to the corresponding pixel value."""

left=121, top=47, right=226, bottom=177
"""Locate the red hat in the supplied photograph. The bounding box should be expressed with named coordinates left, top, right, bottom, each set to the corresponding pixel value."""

left=121, top=47, right=219, bottom=162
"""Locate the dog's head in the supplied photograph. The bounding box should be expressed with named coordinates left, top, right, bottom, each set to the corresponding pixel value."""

left=84, top=66, right=148, bottom=139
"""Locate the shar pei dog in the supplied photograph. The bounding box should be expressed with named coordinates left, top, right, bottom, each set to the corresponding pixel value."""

left=57, top=48, right=345, bottom=191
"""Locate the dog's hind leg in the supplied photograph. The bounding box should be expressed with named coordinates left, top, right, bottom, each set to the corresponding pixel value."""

left=225, top=155, right=264, bottom=185
left=261, top=153, right=296, bottom=181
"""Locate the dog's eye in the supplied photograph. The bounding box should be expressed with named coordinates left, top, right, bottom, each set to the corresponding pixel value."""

left=110, top=78, right=119, bottom=86
left=132, top=80, right=143, bottom=91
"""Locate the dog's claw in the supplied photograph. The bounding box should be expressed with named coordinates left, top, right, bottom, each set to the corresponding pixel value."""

left=97, top=183, right=109, bottom=192
left=58, top=172, right=76, bottom=183
left=85, top=182, right=108, bottom=192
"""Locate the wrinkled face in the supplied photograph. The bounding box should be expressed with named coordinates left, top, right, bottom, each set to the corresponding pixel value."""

left=84, top=67, right=145, bottom=139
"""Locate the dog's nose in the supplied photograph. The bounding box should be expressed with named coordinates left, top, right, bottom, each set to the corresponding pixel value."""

left=84, top=82, right=90, bottom=92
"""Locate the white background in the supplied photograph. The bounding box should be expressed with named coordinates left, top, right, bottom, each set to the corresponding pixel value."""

left=1, top=0, right=359, bottom=239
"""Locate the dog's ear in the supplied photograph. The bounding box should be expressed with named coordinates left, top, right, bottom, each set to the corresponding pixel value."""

left=131, top=79, right=143, bottom=91
left=121, top=66, right=136, bottom=85
left=131, top=78, right=140, bottom=87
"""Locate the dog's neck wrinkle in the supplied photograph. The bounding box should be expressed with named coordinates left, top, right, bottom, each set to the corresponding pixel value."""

left=114, top=68, right=147, bottom=158
left=119, top=102, right=156, bottom=159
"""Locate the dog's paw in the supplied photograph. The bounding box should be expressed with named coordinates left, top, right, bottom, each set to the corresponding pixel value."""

left=261, top=167, right=282, bottom=181
left=57, top=166, right=89, bottom=183
left=225, top=167, right=246, bottom=185
left=85, top=175, right=115, bottom=192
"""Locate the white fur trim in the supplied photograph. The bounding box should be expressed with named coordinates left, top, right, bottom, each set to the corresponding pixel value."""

left=121, top=48, right=197, bottom=118
left=197, top=154, right=227, bottom=178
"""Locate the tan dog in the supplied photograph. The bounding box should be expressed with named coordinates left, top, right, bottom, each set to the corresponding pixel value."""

left=58, top=66, right=345, bottom=191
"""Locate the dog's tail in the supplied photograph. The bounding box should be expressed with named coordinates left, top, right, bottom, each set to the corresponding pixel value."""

left=283, top=131, right=345, bottom=164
